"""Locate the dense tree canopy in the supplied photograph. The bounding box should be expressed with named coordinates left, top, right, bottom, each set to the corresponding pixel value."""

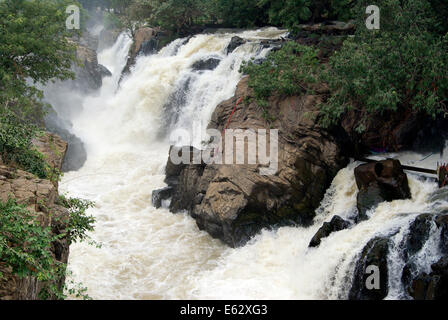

left=0, top=0, right=80, bottom=122
left=0, top=0, right=81, bottom=176
left=321, top=0, right=448, bottom=129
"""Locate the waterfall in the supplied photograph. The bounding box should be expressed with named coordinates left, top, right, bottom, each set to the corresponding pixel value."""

left=56, top=28, right=446, bottom=300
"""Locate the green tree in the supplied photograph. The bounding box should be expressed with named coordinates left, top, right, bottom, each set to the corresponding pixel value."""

left=321, top=0, right=448, bottom=130
left=0, top=0, right=80, bottom=122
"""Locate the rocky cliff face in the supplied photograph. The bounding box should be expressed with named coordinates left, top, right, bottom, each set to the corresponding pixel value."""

left=158, top=77, right=348, bottom=247
left=0, top=133, right=69, bottom=300
left=120, top=27, right=158, bottom=81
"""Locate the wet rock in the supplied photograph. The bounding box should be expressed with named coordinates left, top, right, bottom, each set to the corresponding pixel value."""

left=405, top=214, right=433, bottom=258
left=164, top=77, right=348, bottom=247
left=152, top=187, right=173, bottom=209
left=121, top=27, right=157, bottom=80
left=192, top=57, right=221, bottom=71
left=73, top=44, right=111, bottom=92
left=97, top=64, right=112, bottom=78
left=139, top=38, right=159, bottom=56
left=349, top=237, right=390, bottom=300
left=409, top=257, right=448, bottom=300
left=44, top=114, right=87, bottom=173
left=309, top=215, right=351, bottom=247
left=341, top=107, right=448, bottom=155
left=401, top=214, right=434, bottom=292
left=226, top=36, right=246, bottom=54
left=436, top=215, right=448, bottom=254
left=354, top=159, right=411, bottom=221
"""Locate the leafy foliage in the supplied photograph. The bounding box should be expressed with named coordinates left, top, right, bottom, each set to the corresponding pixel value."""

left=0, top=199, right=57, bottom=281
left=0, top=196, right=96, bottom=299
left=0, top=0, right=80, bottom=122
left=241, top=42, right=320, bottom=107
left=0, top=110, right=51, bottom=178
left=57, top=195, right=96, bottom=245
left=321, top=0, right=448, bottom=130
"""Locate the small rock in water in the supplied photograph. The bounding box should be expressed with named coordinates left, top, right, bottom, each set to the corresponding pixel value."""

left=309, top=215, right=351, bottom=248
left=192, top=57, right=221, bottom=71
left=354, top=159, right=411, bottom=222
left=226, top=36, right=246, bottom=54
left=152, top=187, right=174, bottom=209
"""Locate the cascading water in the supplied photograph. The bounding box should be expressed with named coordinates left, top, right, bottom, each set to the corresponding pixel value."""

left=54, top=28, right=447, bottom=300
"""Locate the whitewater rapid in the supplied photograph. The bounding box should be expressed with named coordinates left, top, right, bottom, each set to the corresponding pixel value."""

left=56, top=29, right=447, bottom=300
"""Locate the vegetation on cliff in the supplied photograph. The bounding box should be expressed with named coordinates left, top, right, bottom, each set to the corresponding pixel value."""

left=0, top=0, right=82, bottom=178
left=0, top=0, right=95, bottom=299
left=241, top=0, right=447, bottom=132
left=0, top=197, right=95, bottom=299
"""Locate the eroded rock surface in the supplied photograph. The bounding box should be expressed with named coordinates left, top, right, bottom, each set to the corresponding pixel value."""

left=354, top=159, right=411, bottom=221
left=157, top=77, right=348, bottom=247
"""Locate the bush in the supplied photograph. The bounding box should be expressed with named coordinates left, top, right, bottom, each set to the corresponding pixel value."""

left=320, top=0, right=448, bottom=130
left=0, top=196, right=96, bottom=299
left=241, top=42, right=321, bottom=107
left=0, top=199, right=57, bottom=281
left=0, top=110, right=51, bottom=179
left=57, top=195, right=96, bottom=245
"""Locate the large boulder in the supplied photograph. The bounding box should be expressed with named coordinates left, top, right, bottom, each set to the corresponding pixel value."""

left=409, top=257, right=448, bottom=300
left=192, top=57, right=221, bottom=71
left=354, top=159, right=411, bottom=221
left=73, top=43, right=112, bottom=92
left=436, top=215, right=448, bottom=254
left=226, top=36, right=246, bottom=54
left=309, top=215, right=351, bottom=248
left=341, top=108, right=448, bottom=155
left=400, top=212, right=448, bottom=299
left=349, top=237, right=390, bottom=300
left=162, top=77, right=348, bottom=247
left=152, top=187, right=174, bottom=209
left=121, top=27, right=157, bottom=80
left=401, top=214, right=434, bottom=292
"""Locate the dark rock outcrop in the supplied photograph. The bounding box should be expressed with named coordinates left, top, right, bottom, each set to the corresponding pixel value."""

left=192, top=57, right=221, bottom=71
left=309, top=215, right=351, bottom=247
left=152, top=187, right=174, bottom=209
left=349, top=237, right=390, bottom=300
left=400, top=212, right=448, bottom=299
left=341, top=108, right=448, bottom=155
left=405, top=214, right=433, bottom=258
left=121, top=27, right=157, bottom=80
left=401, top=214, right=434, bottom=293
left=354, top=159, right=411, bottom=221
left=226, top=36, right=246, bottom=54
left=436, top=215, right=448, bottom=254
left=72, top=43, right=112, bottom=92
left=162, top=77, right=348, bottom=247
left=409, top=257, right=448, bottom=300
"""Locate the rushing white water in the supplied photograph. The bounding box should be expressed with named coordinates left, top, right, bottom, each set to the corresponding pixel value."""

left=57, top=28, right=446, bottom=300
